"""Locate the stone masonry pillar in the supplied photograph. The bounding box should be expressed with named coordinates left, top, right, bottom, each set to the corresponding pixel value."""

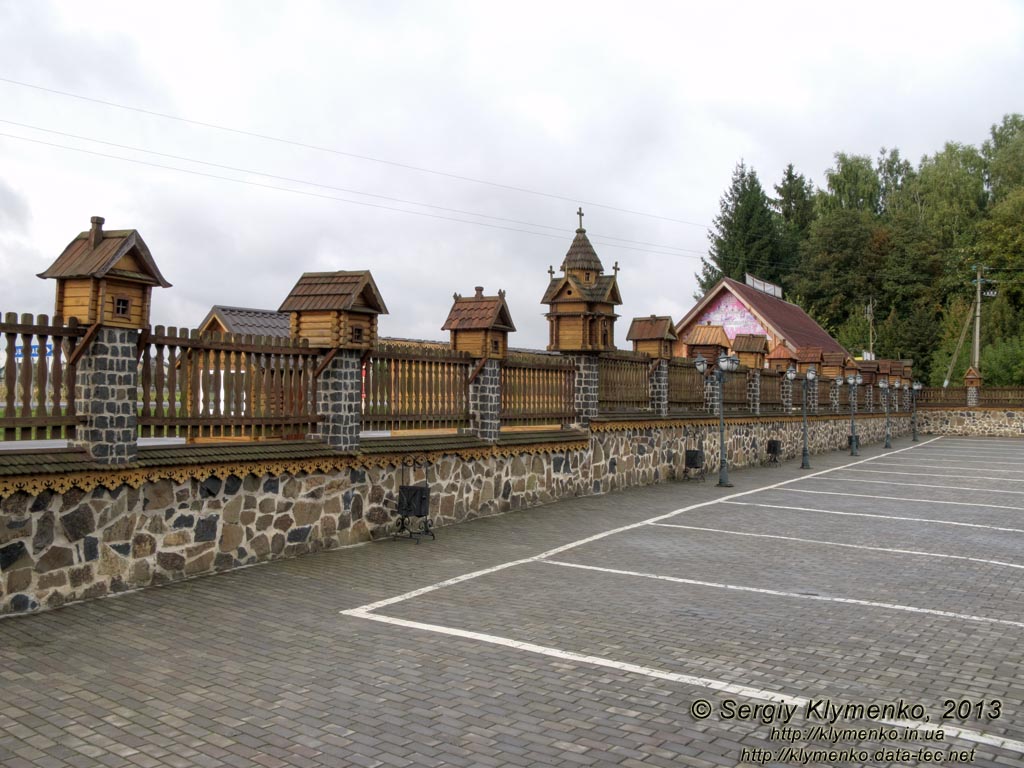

left=570, top=354, right=599, bottom=427
left=967, top=386, right=979, bottom=408
left=864, top=385, right=874, bottom=413
left=808, top=377, right=819, bottom=415
left=468, top=358, right=501, bottom=442
left=649, top=360, right=668, bottom=418
left=705, top=374, right=720, bottom=416
left=830, top=378, right=841, bottom=414
left=74, top=327, right=139, bottom=464
left=315, top=349, right=362, bottom=450
left=747, top=369, right=760, bottom=415
left=780, top=375, right=793, bottom=412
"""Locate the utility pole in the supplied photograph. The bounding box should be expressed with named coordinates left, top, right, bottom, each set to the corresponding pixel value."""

left=973, top=265, right=982, bottom=371
left=866, top=297, right=874, bottom=358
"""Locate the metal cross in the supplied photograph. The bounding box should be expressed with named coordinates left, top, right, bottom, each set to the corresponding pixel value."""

left=577, top=207, right=584, bottom=229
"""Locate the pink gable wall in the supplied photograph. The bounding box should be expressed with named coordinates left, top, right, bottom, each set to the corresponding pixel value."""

left=694, top=293, right=767, bottom=338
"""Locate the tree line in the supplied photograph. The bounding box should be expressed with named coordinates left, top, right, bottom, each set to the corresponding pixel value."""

left=697, top=114, right=1024, bottom=385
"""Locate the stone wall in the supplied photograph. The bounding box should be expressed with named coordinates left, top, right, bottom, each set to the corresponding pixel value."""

left=0, top=413, right=909, bottom=616
left=918, top=408, right=1024, bottom=436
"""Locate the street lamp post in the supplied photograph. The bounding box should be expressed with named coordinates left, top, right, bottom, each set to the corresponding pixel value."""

left=787, top=364, right=816, bottom=469
left=911, top=380, right=922, bottom=441
left=846, top=372, right=863, bottom=456
left=695, top=353, right=739, bottom=487
left=878, top=377, right=891, bottom=449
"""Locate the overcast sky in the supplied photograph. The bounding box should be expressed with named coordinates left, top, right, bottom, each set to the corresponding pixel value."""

left=1, top=0, right=1022, bottom=348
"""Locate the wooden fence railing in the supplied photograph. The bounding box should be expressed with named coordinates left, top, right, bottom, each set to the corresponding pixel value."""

left=818, top=382, right=833, bottom=411
left=668, top=359, right=704, bottom=412
left=362, top=342, right=472, bottom=432
left=598, top=352, right=651, bottom=412
left=500, top=352, right=575, bottom=427
left=722, top=369, right=748, bottom=411
left=138, top=327, right=319, bottom=440
left=759, top=370, right=784, bottom=412
left=976, top=387, right=1024, bottom=407
left=0, top=313, right=86, bottom=441
left=917, top=387, right=967, bottom=407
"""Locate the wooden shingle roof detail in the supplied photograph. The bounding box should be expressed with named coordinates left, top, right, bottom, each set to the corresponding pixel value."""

left=731, top=334, right=769, bottom=353
left=560, top=227, right=605, bottom=273
left=442, top=287, right=516, bottom=332
left=38, top=216, right=171, bottom=287
left=199, top=306, right=291, bottom=337
left=683, top=324, right=730, bottom=347
left=822, top=351, right=846, bottom=366
left=766, top=344, right=797, bottom=360
left=795, top=346, right=823, bottom=363
left=626, top=316, right=677, bottom=342
left=541, top=273, right=621, bottom=305
left=278, top=271, right=388, bottom=314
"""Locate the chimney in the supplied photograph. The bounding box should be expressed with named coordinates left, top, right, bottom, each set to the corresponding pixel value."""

left=474, top=286, right=484, bottom=298
left=89, top=216, right=105, bottom=248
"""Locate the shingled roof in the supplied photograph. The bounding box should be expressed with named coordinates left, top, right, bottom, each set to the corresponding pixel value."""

left=541, top=273, right=621, bottom=305
left=626, top=316, right=677, bottom=341
left=795, top=346, right=823, bottom=363
left=731, top=334, right=769, bottom=353
left=279, top=271, right=388, bottom=314
left=198, top=306, right=290, bottom=337
left=442, top=287, right=516, bottom=332
left=683, top=324, right=730, bottom=347
left=766, top=344, right=797, bottom=360
left=38, top=216, right=171, bottom=287
left=560, top=227, right=605, bottom=272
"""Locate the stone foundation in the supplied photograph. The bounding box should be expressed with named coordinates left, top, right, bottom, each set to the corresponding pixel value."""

left=0, top=413, right=910, bottom=616
left=917, top=408, right=1024, bottom=436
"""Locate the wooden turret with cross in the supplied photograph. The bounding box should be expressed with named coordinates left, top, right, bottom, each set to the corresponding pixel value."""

left=541, top=209, right=622, bottom=352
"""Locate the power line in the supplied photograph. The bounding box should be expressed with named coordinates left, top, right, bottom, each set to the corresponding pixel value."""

left=0, top=76, right=710, bottom=228
left=0, top=118, right=707, bottom=256
left=0, top=130, right=718, bottom=261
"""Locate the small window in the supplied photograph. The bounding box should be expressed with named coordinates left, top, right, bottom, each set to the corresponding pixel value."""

left=351, top=327, right=364, bottom=343
left=114, top=297, right=131, bottom=317
left=491, top=339, right=500, bottom=353
left=585, top=271, right=592, bottom=282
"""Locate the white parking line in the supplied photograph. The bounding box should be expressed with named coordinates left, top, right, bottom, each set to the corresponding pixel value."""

left=649, top=523, right=1024, bottom=569
left=782, top=488, right=1024, bottom=511
left=347, top=438, right=943, bottom=615
left=880, top=456, right=1024, bottom=466
left=540, top=560, right=1024, bottom=629
left=340, top=608, right=1024, bottom=753
left=808, top=477, right=1024, bottom=495
left=723, top=501, right=1024, bottom=534
left=860, top=461, right=1024, bottom=475
left=836, top=468, right=1024, bottom=483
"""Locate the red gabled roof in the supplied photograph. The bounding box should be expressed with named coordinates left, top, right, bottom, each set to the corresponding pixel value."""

left=676, top=277, right=847, bottom=358
left=626, top=316, right=676, bottom=342
left=442, top=289, right=516, bottom=332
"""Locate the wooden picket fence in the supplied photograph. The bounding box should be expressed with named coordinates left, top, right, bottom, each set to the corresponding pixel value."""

left=597, top=352, right=650, bottom=412
left=976, top=387, right=1024, bottom=407
left=500, top=352, right=575, bottom=427
left=667, top=359, right=704, bottom=413
left=721, top=368, right=748, bottom=411
left=759, top=370, right=784, bottom=412
left=362, top=341, right=472, bottom=432
left=138, top=326, right=319, bottom=440
left=0, top=313, right=86, bottom=441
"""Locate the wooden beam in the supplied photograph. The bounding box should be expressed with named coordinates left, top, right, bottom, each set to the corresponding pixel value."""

left=67, top=323, right=102, bottom=367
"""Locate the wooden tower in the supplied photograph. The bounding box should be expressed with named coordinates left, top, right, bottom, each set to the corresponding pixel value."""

left=442, top=287, right=516, bottom=359
left=541, top=209, right=622, bottom=352
left=37, top=216, right=171, bottom=328
left=279, top=271, right=388, bottom=349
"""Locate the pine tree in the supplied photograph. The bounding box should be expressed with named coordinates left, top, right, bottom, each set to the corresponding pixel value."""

left=695, top=162, right=780, bottom=298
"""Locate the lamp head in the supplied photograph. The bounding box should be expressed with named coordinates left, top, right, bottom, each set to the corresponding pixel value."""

left=694, top=353, right=707, bottom=375
left=806, top=365, right=817, bottom=382
left=913, top=380, right=922, bottom=391
left=878, top=378, right=888, bottom=390
left=855, top=373, right=863, bottom=386
left=786, top=365, right=797, bottom=382
left=846, top=373, right=855, bottom=386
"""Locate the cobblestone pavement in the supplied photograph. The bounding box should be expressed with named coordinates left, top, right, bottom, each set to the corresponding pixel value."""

left=1, top=436, right=1022, bottom=767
